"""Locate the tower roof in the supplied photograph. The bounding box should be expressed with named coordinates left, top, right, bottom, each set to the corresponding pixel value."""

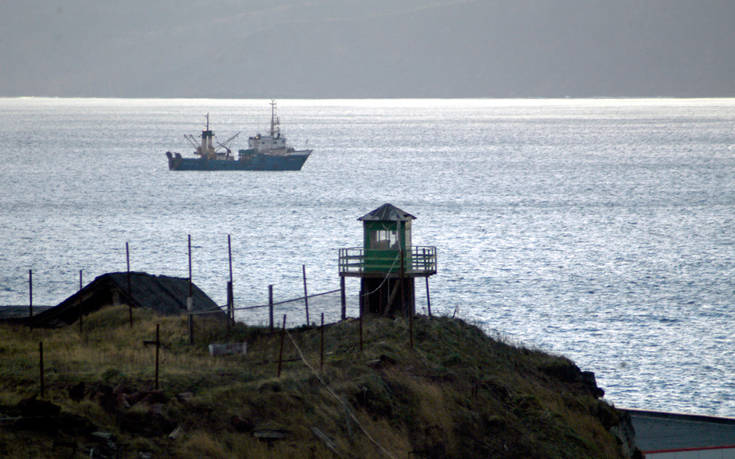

left=358, top=203, right=416, bottom=222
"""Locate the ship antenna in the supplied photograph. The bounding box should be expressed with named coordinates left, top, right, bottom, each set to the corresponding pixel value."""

left=270, top=100, right=276, bottom=137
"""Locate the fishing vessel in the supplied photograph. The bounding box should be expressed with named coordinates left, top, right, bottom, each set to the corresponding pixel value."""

left=166, top=101, right=311, bottom=171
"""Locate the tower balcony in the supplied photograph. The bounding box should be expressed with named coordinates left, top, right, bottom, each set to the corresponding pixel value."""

left=338, top=246, right=437, bottom=278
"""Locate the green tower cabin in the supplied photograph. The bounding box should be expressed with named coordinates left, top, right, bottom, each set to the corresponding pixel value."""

left=338, top=203, right=437, bottom=316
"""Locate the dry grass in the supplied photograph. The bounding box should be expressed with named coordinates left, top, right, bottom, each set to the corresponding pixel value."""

left=0, top=305, right=629, bottom=458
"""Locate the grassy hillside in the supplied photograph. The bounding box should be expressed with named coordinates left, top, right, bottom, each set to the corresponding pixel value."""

left=0, top=305, right=636, bottom=457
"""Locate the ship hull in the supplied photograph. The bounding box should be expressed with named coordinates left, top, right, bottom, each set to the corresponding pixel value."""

left=166, top=151, right=310, bottom=171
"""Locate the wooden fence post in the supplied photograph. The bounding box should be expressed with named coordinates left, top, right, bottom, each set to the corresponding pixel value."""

left=277, top=314, right=287, bottom=377
left=187, top=300, right=194, bottom=345
left=143, top=324, right=161, bottom=390
left=188, top=235, right=193, bottom=345
left=403, top=248, right=412, bottom=350
left=155, top=324, right=160, bottom=389
left=302, top=265, right=310, bottom=325
left=320, top=313, right=325, bottom=371
left=400, top=249, right=406, bottom=315
left=359, top=289, right=364, bottom=353
left=28, top=269, right=33, bottom=318
left=126, top=242, right=133, bottom=328
left=269, top=285, right=274, bottom=333
left=79, top=270, right=84, bottom=333
left=425, top=277, right=432, bottom=318
left=227, top=234, right=234, bottom=323
left=409, top=305, right=414, bottom=350
left=340, top=276, right=346, bottom=320
left=226, top=281, right=233, bottom=330
left=39, top=341, right=44, bottom=398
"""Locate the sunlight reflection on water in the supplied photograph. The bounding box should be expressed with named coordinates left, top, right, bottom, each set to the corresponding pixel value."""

left=1, top=97, right=734, bottom=416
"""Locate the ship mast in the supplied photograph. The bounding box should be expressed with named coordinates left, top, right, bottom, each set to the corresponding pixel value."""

left=200, top=113, right=215, bottom=156
left=270, top=100, right=280, bottom=137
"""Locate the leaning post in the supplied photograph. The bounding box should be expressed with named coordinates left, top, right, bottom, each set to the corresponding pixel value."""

left=302, top=265, right=310, bottom=325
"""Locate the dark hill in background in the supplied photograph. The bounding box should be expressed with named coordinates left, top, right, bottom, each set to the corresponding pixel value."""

left=1, top=0, right=733, bottom=97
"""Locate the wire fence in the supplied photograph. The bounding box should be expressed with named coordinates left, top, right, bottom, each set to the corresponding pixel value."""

left=188, top=288, right=344, bottom=329
left=2, top=241, right=435, bottom=336
left=2, top=233, right=438, bottom=332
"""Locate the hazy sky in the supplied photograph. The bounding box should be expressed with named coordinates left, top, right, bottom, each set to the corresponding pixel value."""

left=1, top=0, right=733, bottom=97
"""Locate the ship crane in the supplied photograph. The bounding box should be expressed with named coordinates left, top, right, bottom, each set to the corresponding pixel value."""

left=216, top=131, right=241, bottom=156
left=184, top=134, right=199, bottom=149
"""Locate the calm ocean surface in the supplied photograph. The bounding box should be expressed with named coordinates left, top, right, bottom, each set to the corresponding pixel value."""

left=0, top=98, right=733, bottom=417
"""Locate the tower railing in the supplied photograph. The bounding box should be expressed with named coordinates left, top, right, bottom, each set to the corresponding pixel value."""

left=338, top=246, right=437, bottom=276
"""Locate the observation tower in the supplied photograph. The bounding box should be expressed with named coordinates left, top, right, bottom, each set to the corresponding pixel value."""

left=338, top=203, right=437, bottom=316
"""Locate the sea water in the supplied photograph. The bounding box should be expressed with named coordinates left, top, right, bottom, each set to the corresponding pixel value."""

left=0, top=97, right=733, bottom=417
